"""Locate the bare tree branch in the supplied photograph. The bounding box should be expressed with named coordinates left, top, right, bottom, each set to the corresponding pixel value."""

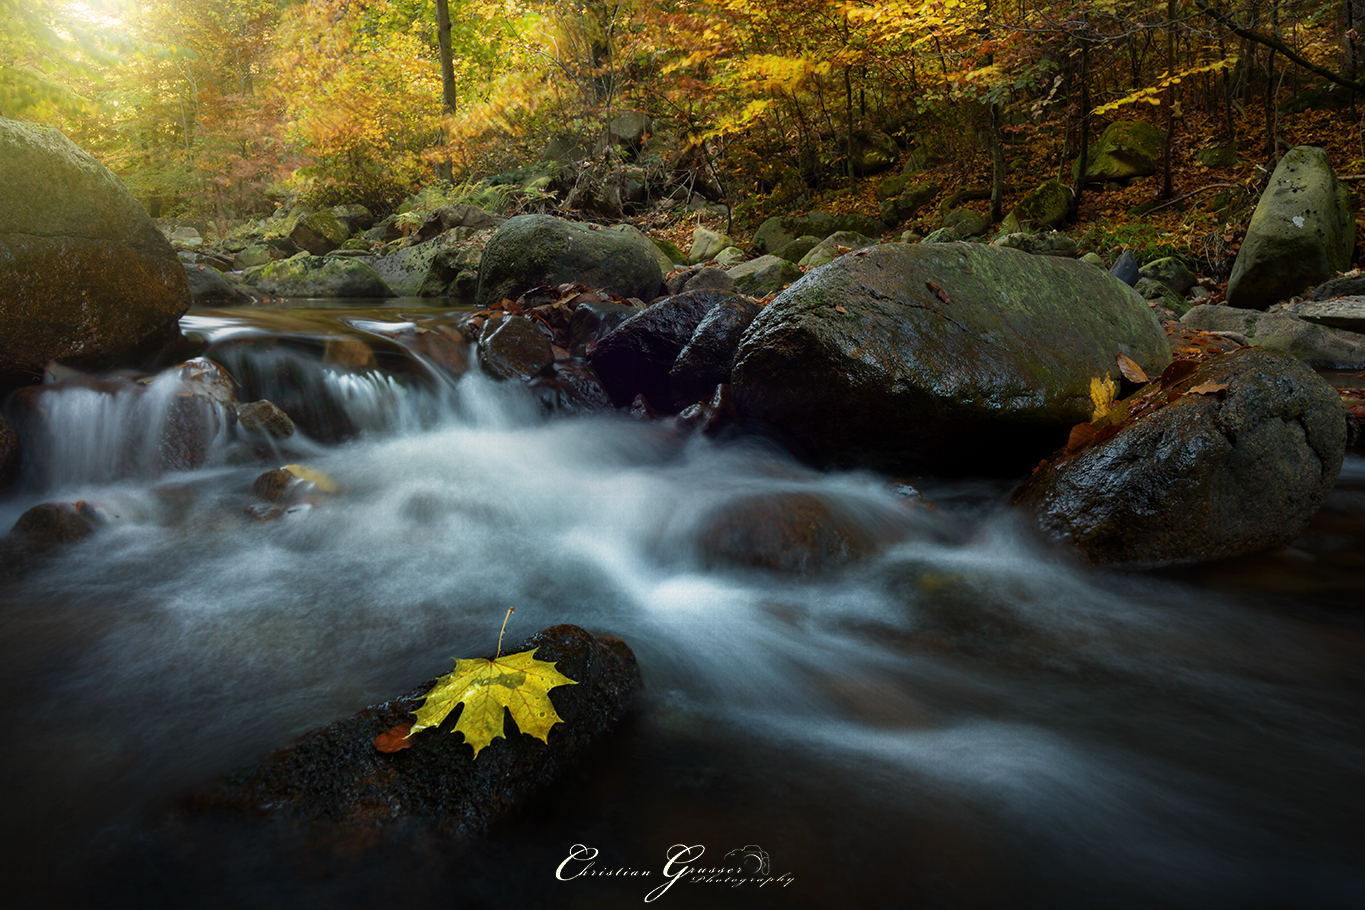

left=1194, top=0, right=1365, bottom=95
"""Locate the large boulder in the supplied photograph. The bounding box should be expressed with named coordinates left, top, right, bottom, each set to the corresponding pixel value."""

left=879, top=179, right=940, bottom=225
left=0, top=119, right=190, bottom=386
left=1012, top=347, right=1346, bottom=568
left=588, top=290, right=728, bottom=409
left=1074, top=119, right=1167, bottom=182
left=730, top=242, right=1171, bottom=473
left=238, top=256, right=394, bottom=298
left=845, top=128, right=899, bottom=176
left=752, top=212, right=887, bottom=255
left=669, top=292, right=762, bottom=409
left=479, top=315, right=554, bottom=381
left=184, top=625, right=639, bottom=841
left=475, top=215, right=662, bottom=308
left=1181, top=303, right=1365, bottom=369
left=798, top=232, right=876, bottom=269
left=1226, top=146, right=1355, bottom=310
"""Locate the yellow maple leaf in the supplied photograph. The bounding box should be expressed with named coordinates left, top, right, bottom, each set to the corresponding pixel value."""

left=1089, top=376, right=1118, bottom=423
left=408, top=649, right=578, bottom=758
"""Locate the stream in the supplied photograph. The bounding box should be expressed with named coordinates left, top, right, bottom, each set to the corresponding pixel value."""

left=1, top=302, right=1362, bottom=908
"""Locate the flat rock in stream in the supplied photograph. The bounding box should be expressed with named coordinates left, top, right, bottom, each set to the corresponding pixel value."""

left=1291, top=297, right=1365, bottom=334
left=182, top=624, right=639, bottom=843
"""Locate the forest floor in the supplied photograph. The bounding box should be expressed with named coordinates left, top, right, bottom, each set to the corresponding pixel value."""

left=645, top=102, right=1365, bottom=286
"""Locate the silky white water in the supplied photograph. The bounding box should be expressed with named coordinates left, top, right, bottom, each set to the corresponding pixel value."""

left=1, top=308, right=1361, bottom=908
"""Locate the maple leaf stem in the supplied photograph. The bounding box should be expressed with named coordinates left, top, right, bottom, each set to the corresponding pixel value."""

left=496, top=606, right=515, bottom=659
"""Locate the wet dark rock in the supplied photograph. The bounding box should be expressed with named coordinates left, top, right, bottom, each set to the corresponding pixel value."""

left=475, top=215, right=663, bottom=308
left=568, top=300, right=640, bottom=357
left=1012, top=347, right=1346, bottom=568
left=731, top=241, right=1171, bottom=474
left=399, top=323, right=471, bottom=378
left=698, top=492, right=887, bottom=574
left=183, top=263, right=254, bottom=306
left=1226, top=146, right=1355, bottom=310
left=1312, top=275, right=1365, bottom=300
left=1109, top=250, right=1141, bottom=287
left=628, top=393, right=657, bottom=420
left=588, top=291, right=727, bottom=409
left=160, top=392, right=220, bottom=471
left=479, top=315, right=554, bottom=382
left=8, top=501, right=103, bottom=545
left=675, top=383, right=740, bottom=437
left=251, top=467, right=297, bottom=502
left=0, top=120, right=190, bottom=386
left=528, top=361, right=615, bottom=414
left=669, top=293, right=761, bottom=410
left=182, top=625, right=640, bottom=842
left=0, top=412, right=18, bottom=487
left=236, top=400, right=295, bottom=438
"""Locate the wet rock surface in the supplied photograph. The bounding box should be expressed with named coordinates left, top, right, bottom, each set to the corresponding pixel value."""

left=588, top=290, right=727, bottom=409
left=182, top=624, right=640, bottom=841
left=1012, top=347, right=1346, bottom=568
left=731, top=241, right=1171, bottom=473
left=0, top=411, right=18, bottom=487
left=668, top=293, right=762, bottom=410
left=698, top=492, right=894, bottom=574
left=479, top=315, right=555, bottom=382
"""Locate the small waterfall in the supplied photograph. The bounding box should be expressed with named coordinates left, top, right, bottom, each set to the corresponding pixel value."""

left=11, top=366, right=233, bottom=490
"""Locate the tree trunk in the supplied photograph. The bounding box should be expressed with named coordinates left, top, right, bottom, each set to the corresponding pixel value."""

left=1162, top=0, right=1176, bottom=199
left=435, top=0, right=458, bottom=115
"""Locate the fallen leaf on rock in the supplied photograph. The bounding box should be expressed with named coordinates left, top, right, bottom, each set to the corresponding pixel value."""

left=408, top=648, right=578, bottom=758
left=1089, top=376, right=1118, bottom=422
left=283, top=464, right=337, bottom=493
left=1117, top=354, right=1148, bottom=383
left=1188, top=381, right=1229, bottom=395
left=835, top=305, right=848, bottom=314
left=374, top=723, right=414, bottom=752
left=1158, top=359, right=1199, bottom=389
left=1067, top=422, right=1097, bottom=452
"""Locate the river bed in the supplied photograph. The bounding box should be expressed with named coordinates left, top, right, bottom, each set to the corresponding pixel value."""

left=1, top=304, right=1362, bottom=908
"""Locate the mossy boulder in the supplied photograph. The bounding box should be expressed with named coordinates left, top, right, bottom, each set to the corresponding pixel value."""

left=0, top=118, right=190, bottom=386
left=774, top=235, right=822, bottom=263
left=1001, top=179, right=1072, bottom=235
left=476, top=215, right=663, bottom=308
left=727, top=255, right=802, bottom=297
left=730, top=242, right=1171, bottom=473
left=290, top=209, right=350, bottom=255
left=239, top=256, right=395, bottom=298
left=798, top=232, right=876, bottom=269
left=1074, top=120, right=1167, bottom=182
left=847, top=128, right=900, bottom=176
left=688, top=225, right=734, bottom=264
left=879, top=180, right=940, bottom=226
left=1226, top=146, right=1356, bottom=311
left=752, top=212, right=887, bottom=254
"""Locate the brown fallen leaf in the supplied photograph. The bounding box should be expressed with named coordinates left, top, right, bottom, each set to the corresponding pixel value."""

left=374, top=723, right=415, bottom=753
left=1188, top=381, right=1229, bottom=395
left=1066, top=422, right=1097, bottom=452
left=835, top=305, right=848, bottom=314
left=1158, top=359, right=1199, bottom=389
left=1116, top=353, right=1148, bottom=383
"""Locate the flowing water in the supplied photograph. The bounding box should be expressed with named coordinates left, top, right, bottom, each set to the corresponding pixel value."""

left=1, top=304, right=1362, bottom=908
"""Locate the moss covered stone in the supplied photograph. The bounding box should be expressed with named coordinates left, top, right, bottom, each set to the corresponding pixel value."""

left=1001, top=179, right=1072, bottom=234
left=1074, top=120, right=1167, bottom=182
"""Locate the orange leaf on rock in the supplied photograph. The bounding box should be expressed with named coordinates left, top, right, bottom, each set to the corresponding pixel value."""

left=1066, top=422, right=1097, bottom=452
left=1116, top=353, right=1148, bottom=383
left=374, top=723, right=414, bottom=753
left=1188, top=381, right=1229, bottom=395
left=1158, top=359, right=1199, bottom=389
